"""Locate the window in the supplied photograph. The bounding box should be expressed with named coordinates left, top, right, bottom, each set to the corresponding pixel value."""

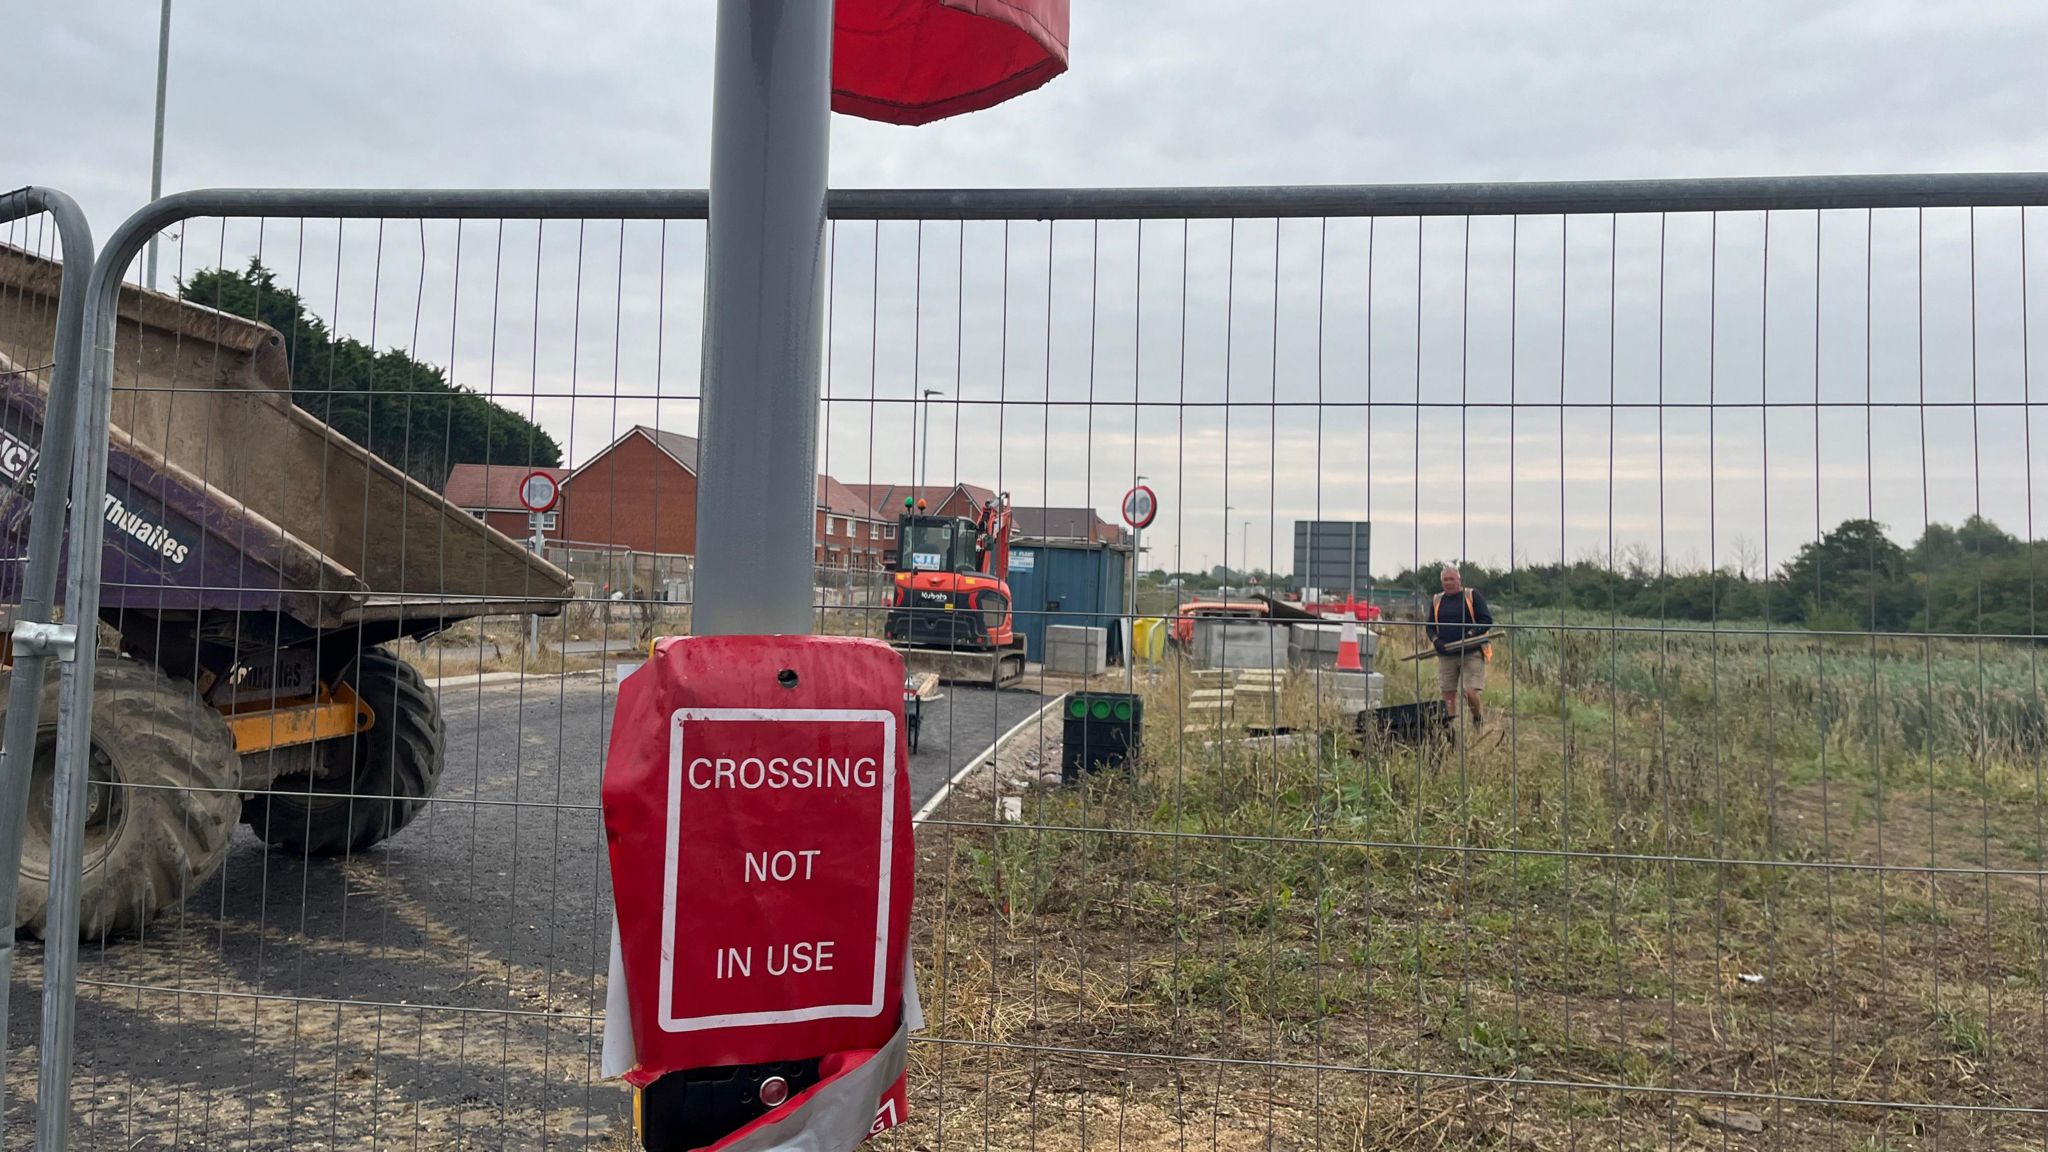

left=900, top=519, right=984, bottom=572
left=883, top=524, right=896, bottom=540
left=470, top=509, right=487, bottom=520
left=828, top=516, right=843, bottom=536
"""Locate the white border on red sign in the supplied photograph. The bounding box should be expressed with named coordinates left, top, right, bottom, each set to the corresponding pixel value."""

left=519, top=470, right=560, bottom=513
left=657, top=707, right=897, bottom=1033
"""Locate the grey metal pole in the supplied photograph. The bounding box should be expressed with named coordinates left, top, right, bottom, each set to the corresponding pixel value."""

left=1127, top=475, right=1146, bottom=664
left=920, top=388, right=941, bottom=494
left=691, top=0, right=835, bottom=638
left=1224, top=504, right=1234, bottom=586
left=1128, top=523, right=1140, bottom=664
left=145, top=0, right=171, bottom=291
left=1349, top=522, right=1359, bottom=602
left=529, top=518, right=545, bottom=659
left=0, top=186, right=92, bottom=1149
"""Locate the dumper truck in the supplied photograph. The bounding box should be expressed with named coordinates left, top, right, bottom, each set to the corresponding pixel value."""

left=0, top=243, right=574, bottom=937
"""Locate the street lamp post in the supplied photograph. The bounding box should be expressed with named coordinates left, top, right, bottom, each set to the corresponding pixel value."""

left=146, top=0, right=172, bottom=291
left=920, top=388, right=943, bottom=492
left=1224, top=504, right=1234, bottom=587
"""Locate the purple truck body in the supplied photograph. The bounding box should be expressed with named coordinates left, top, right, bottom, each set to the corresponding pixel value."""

left=0, top=242, right=572, bottom=638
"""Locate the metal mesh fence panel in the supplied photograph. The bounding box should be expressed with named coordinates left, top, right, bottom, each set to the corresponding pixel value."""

left=818, top=197, right=2048, bottom=1150
left=0, top=186, right=94, bottom=1151
left=11, top=178, right=2048, bottom=1149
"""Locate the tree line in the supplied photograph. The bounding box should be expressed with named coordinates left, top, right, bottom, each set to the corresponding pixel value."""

left=183, top=262, right=563, bottom=485
left=1390, top=515, right=2048, bottom=636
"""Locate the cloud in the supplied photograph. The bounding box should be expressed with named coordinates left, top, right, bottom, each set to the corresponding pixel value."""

left=13, top=2, right=2048, bottom=576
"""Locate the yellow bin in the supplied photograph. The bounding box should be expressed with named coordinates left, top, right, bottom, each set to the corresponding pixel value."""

left=1132, top=617, right=1169, bottom=663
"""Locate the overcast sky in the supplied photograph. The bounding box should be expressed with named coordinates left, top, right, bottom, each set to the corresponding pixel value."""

left=14, top=1, right=2048, bottom=577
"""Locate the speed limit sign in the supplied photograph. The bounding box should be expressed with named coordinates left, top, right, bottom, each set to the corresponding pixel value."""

left=519, top=470, right=561, bottom=514
left=1120, top=485, right=1158, bottom=530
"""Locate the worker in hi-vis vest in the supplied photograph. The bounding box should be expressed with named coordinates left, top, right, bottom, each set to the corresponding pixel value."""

left=1425, top=565, right=1494, bottom=729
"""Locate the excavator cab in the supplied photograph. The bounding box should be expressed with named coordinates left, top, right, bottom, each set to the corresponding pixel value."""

left=897, top=515, right=982, bottom=575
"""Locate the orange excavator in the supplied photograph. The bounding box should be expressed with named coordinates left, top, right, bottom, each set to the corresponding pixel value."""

left=884, top=492, right=1028, bottom=687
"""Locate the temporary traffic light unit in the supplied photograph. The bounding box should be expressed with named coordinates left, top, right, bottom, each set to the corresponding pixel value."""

left=603, top=636, right=918, bottom=1150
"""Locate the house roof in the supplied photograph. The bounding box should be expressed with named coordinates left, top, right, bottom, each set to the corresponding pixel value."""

left=555, top=428, right=902, bottom=524
left=642, top=426, right=701, bottom=472
left=818, top=475, right=882, bottom=521
left=442, top=463, right=569, bottom=510
left=843, top=482, right=997, bottom=517
left=1012, top=505, right=1126, bottom=543
left=565, top=425, right=700, bottom=484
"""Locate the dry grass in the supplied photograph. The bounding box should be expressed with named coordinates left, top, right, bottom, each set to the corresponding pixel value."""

left=898, top=622, right=2048, bottom=1150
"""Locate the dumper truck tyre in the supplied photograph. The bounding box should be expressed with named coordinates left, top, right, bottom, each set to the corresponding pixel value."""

left=243, top=646, right=444, bottom=857
left=6, top=658, right=242, bottom=939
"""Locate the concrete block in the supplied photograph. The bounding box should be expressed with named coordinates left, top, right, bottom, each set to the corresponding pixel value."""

left=1311, top=670, right=1384, bottom=714
left=1194, top=618, right=1287, bottom=670
left=1290, top=622, right=1378, bottom=668
left=1045, top=625, right=1109, bottom=675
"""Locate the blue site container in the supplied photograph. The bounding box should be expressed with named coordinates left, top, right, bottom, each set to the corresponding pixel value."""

left=1004, top=540, right=1129, bottom=666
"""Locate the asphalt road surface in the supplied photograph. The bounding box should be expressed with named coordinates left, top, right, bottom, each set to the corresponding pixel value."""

left=5, top=672, right=1042, bottom=1151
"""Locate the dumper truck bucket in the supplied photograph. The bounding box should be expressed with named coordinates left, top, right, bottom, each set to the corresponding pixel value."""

left=0, top=243, right=572, bottom=634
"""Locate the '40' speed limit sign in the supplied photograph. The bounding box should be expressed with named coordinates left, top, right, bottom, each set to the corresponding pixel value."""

left=1120, top=485, right=1157, bottom=530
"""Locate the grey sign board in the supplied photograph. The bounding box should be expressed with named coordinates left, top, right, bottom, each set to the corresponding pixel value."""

left=1293, top=520, right=1371, bottom=595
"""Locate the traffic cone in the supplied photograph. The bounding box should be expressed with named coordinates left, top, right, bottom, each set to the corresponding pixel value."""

left=1336, top=614, right=1364, bottom=672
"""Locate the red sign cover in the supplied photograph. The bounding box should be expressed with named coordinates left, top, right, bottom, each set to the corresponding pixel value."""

left=603, top=635, right=914, bottom=1083
left=833, top=0, right=1069, bottom=126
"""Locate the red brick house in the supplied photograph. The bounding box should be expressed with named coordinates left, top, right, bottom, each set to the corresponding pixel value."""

left=843, top=482, right=998, bottom=566
left=816, top=477, right=891, bottom=569
left=1011, top=506, right=1129, bottom=546
left=843, top=482, right=993, bottom=524
left=529, top=424, right=893, bottom=566
left=555, top=425, right=700, bottom=556
left=441, top=463, right=569, bottom=540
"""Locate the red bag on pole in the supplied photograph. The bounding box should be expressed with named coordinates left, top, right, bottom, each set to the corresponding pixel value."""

left=834, top=0, right=1070, bottom=125
left=604, top=636, right=915, bottom=1129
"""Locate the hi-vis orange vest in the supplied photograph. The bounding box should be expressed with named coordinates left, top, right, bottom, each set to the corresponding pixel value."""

left=1431, top=590, right=1491, bottom=660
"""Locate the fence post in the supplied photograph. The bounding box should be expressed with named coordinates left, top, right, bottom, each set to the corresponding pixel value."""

left=690, top=0, right=833, bottom=639
left=0, top=185, right=92, bottom=1146
left=32, top=200, right=132, bottom=1152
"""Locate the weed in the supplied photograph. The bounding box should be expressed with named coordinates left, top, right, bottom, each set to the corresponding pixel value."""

left=1932, top=1001, right=1991, bottom=1057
